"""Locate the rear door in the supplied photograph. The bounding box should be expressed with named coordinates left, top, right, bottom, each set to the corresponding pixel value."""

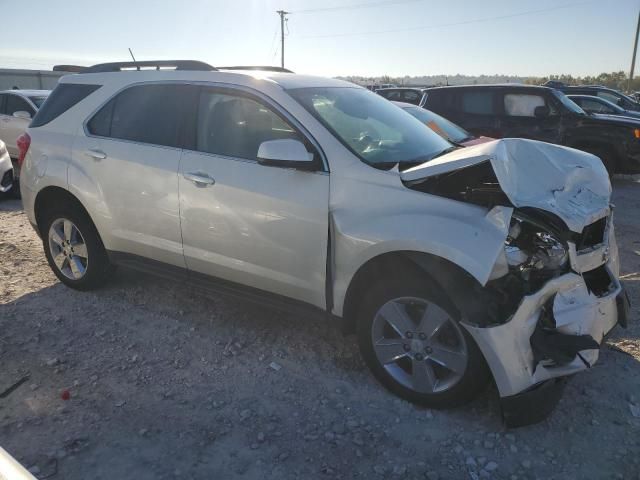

left=71, top=83, right=197, bottom=267
left=499, top=90, right=562, bottom=143
left=178, top=86, right=329, bottom=308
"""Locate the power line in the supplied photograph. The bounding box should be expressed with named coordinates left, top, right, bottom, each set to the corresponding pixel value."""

left=291, top=0, right=422, bottom=14
left=293, top=1, right=595, bottom=39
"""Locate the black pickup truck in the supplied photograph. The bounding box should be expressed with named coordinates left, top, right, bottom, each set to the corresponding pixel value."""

left=423, top=84, right=640, bottom=174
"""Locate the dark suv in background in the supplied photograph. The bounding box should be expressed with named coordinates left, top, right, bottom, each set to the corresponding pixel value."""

left=423, top=84, right=640, bottom=173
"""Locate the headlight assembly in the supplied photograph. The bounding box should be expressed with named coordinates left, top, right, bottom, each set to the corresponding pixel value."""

left=504, top=213, right=569, bottom=280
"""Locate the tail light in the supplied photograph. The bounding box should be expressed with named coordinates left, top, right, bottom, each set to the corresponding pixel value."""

left=16, top=132, right=31, bottom=167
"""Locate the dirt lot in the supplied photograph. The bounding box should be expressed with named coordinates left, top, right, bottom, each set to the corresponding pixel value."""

left=1, top=180, right=639, bottom=480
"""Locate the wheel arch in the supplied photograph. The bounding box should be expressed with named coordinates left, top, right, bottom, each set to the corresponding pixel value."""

left=34, top=186, right=99, bottom=239
left=340, top=250, right=484, bottom=334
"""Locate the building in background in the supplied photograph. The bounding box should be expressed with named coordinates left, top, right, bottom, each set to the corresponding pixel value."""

left=0, top=68, right=66, bottom=91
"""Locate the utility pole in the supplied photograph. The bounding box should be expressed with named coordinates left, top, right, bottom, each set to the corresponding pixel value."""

left=277, top=10, right=289, bottom=68
left=629, top=9, right=640, bottom=92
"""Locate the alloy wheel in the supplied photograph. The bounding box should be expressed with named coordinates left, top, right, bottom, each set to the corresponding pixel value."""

left=48, top=218, right=89, bottom=280
left=371, top=297, right=468, bottom=394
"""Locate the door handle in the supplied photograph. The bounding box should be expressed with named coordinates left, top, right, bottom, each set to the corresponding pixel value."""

left=85, top=149, right=107, bottom=160
left=184, top=172, right=215, bottom=186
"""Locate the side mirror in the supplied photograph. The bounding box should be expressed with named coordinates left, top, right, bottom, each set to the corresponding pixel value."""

left=534, top=105, right=550, bottom=118
left=13, top=111, right=31, bottom=120
left=257, top=139, right=316, bottom=170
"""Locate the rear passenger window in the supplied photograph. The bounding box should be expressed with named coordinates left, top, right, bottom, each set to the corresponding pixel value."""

left=31, top=84, right=101, bottom=128
left=461, top=92, right=495, bottom=114
left=504, top=94, right=549, bottom=117
left=195, top=90, right=301, bottom=160
left=6, top=95, right=33, bottom=116
left=87, top=84, right=195, bottom=148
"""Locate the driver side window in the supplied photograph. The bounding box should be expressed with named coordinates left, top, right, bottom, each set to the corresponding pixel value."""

left=195, top=90, right=302, bottom=161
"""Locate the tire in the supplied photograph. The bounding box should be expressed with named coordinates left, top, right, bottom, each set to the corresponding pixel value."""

left=357, top=273, right=490, bottom=408
left=41, top=203, right=113, bottom=290
left=10, top=176, right=21, bottom=199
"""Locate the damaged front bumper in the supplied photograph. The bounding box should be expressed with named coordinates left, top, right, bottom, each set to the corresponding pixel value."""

left=463, top=213, right=630, bottom=426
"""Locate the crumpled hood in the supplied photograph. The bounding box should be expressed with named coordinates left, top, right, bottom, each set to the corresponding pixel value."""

left=401, top=138, right=611, bottom=233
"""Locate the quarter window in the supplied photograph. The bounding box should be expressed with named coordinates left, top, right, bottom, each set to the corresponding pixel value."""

left=31, top=84, right=100, bottom=128
left=195, top=90, right=301, bottom=160
left=87, top=84, right=195, bottom=148
left=461, top=91, right=495, bottom=114
left=504, top=93, right=554, bottom=117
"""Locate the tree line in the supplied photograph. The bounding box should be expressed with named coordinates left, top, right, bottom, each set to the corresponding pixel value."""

left=342, top=71, right=640, bottom=93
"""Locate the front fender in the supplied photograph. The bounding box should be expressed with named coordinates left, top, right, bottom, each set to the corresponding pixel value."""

left=331, top=199, right=512, bottom=317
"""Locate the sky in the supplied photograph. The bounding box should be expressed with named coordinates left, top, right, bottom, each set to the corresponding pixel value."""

left=1, top=0, right=639, bottom=77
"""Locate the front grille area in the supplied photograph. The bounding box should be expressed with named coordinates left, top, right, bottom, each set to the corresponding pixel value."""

left=577, top=217, right=607, bottom=250
left=0, top=169, right=13, bottom=188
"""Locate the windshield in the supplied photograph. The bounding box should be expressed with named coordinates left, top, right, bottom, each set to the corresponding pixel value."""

left=29, top=96, right=48, bottom=108
left=552, top=90, right=586, bottom=115
left=402, top=106, right=471, bottom=143
left=287, top=87, right=452, bottom=167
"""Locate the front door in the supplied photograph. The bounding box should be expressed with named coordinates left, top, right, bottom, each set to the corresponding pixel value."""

left=499, top=91, right=562, bottom=144
left=178, top=87, right=329, bottom=308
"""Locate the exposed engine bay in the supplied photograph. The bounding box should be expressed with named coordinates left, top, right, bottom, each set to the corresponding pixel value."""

left=400, top=138, right=630, bottom=426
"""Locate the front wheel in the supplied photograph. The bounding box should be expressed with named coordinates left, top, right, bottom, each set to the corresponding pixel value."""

left=357, top=274, right=490, bottom=408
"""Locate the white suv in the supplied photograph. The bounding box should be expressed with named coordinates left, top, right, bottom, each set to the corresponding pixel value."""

left=20, top=61, right=629, bottom=426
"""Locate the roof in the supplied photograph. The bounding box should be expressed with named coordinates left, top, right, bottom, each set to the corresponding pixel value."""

left=426, top=84, right=552, bottom=92
left=264, top=73, right=355, bottom=89
left=0, top=89, right=50, bottom=96
left=377, top=87, right=426, bottom=92
left=59, top=69, right=356, bottom=91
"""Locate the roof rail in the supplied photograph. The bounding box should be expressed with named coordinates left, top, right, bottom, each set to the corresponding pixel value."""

left=53, top=65, right=86, bottom=73
left=218, top=66, right=294, bottom=73
left=83, top=60, right=217, bottom=73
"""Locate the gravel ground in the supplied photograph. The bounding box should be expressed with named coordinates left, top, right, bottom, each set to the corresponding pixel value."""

left=1, top=179, right=639, bottom=480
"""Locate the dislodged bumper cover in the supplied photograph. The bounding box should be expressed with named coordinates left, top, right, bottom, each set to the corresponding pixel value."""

left=401, top=138, right=611, bottom=233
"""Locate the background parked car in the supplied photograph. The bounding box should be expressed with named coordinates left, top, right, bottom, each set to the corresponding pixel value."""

left=0, top=89, right=49, bottom=196
left=378, top=87, right=428, bottom=106
left=544, top=81, right=640, bottom=111
left=423, top=84, right=640, bottom=173
left=392, top=101, right=493, bottom=146
left=0, top=139, right=14, bottom=198
left=567, top=94, right=640, bottom=119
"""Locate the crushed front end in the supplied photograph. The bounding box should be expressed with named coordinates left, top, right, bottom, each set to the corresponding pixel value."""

left=401, top=138, right=631, bottom=426
left=465, top=207, right=629, bottom=426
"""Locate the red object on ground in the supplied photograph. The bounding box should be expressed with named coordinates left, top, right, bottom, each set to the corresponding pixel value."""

left=61, top=390, right=71, bottom=400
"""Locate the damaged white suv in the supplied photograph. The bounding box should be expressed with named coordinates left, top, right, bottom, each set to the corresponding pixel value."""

left=20, top=61, right=629, bottom=426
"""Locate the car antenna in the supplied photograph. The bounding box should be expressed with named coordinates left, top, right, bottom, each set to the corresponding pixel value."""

left=128, top=48, right=139, bottom=69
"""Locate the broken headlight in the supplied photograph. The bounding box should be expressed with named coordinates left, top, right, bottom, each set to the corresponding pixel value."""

left=504, top=213, right=569, bottom=282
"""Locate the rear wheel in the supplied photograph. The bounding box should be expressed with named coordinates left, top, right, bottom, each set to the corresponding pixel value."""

left=41, top=205, right=113, bottom=290
left=357, top=274, right=490, bottom=408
